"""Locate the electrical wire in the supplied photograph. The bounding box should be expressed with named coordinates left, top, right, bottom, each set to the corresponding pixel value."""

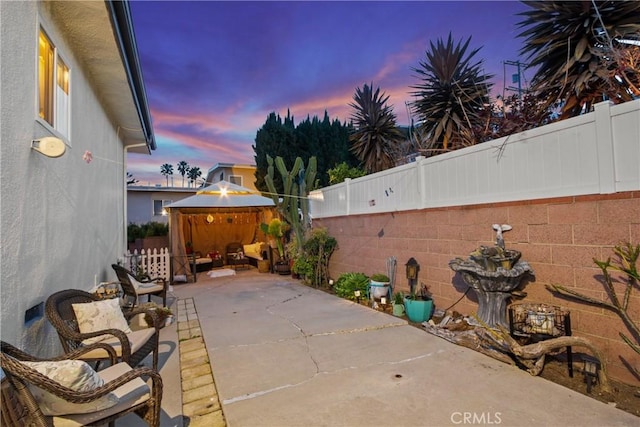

left=442, top=286, right=472, bottom=312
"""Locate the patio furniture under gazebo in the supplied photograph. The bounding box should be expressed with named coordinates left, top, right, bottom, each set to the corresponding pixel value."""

left=165, top=181, right=276, bottom=280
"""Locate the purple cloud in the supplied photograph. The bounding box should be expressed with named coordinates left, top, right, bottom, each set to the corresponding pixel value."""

left=129, top=1, right=529, bottom=185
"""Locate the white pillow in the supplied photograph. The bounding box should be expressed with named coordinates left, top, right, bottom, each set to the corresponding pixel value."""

left=23, top=360, right=118, bottom=416
left=243, top=242, right=264, bottom=260
left=72, top=298, right=132, bottom=345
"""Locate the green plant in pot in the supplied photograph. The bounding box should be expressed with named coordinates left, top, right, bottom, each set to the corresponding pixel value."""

left=404, top=283, right=433, bottom=323
left=261, top=218, right=290, bottom=273
left=261, top=218, right=286, bottom=257
left=392, top=291, right=405, bottom=316
left=369, top=273, right=390, bottom=300
left=141, top=303, right=173, bottom=328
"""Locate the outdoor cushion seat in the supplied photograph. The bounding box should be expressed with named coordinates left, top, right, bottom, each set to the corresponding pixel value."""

left=193, top=256, right=214, bottom=272
left=73, top=328, right=157, bottom=361
left=111, top=264, right=167, bottom=308
left=45, top=289, right=160, bottom=371
left=0, top=341, right=162, bottom=427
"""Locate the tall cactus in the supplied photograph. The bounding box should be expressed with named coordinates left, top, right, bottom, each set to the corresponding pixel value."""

left=264, top=155, right=317, bottom=252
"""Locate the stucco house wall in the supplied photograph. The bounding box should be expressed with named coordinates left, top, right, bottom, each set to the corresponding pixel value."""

left=205, top=163, right=257, bottom=191
left=1, top=1, right=154, bottom=357
left=127, top=186, right=196, bottom=224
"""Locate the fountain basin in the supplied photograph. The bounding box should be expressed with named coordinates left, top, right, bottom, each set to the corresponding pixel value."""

left=449, top=251, right=533, bottom=328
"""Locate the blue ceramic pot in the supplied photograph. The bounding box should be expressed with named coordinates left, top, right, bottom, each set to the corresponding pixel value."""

left=404, top=297, right=433, bottom=322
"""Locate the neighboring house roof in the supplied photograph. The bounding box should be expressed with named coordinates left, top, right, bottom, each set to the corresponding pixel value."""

left=166, top=181, right=275, bottom=209
left=52, top=1, right=155, bottom=153
left=127, top=186, right=197, bottom=194
left=207, top=163, right=256, bottom=172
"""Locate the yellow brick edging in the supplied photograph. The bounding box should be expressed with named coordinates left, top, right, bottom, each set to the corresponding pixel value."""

left=177, top=298, right=226, bottom=427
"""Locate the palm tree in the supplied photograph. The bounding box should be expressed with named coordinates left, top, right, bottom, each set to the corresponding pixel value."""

left=177, top=161, right=189, bottom=187
left=187, top=166, right=202, bottom=188
left=517, top=1, right=640, bottom=117
left=126, top=172, right=138, bottom=186
left=160, top=163, right=173, bottom=187
left=410, top=33, right=493, bottom=153
left=348, top=83, right=403, bottom=173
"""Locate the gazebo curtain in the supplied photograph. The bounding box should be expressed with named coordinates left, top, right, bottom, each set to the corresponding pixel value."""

left=183, top=212, right=262, bottom=255
left=169, top=208, right=277, bottom=279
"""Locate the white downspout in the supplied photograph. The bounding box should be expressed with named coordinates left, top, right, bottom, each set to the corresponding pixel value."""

left=123, top=143, right=149, bottom=253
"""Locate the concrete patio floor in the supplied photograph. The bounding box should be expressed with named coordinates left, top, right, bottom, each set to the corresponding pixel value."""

left=127, top=268, right=638, bottom=426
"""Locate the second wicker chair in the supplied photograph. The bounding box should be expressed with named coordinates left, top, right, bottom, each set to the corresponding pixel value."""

left=45, top=289, right=160, bottom=371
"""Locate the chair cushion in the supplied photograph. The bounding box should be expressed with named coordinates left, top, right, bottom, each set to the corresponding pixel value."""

left=77, top=328, right=156, bottom=360
left=127, top=273, right=160, bottom=289
left=52, top=362, right=150, bottom=427
left=72, top=299, right=132, bottom=345
left=135, top=283, right=164, bottom=295
left=22, top=360, right=118, bottom=416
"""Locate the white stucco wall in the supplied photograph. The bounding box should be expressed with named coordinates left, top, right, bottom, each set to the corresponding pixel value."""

left=1, top=2, right=128, bottom=356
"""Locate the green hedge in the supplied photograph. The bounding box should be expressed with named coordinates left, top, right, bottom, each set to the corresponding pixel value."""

left=127, top=222, right=168, bottom=243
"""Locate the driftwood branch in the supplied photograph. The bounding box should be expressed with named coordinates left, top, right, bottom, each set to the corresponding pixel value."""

left=422, top=323, right=516, bottom=366
left=481, top=326, right=611, bottom=392
left=423, top=323, right=612, bottom=393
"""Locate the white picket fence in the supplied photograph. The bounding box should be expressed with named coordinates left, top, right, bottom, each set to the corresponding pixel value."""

left=124, top=248, right=171, bottom=281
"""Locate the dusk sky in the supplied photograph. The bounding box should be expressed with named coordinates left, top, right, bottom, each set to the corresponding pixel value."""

left=128, top=0, right=531, bottom=186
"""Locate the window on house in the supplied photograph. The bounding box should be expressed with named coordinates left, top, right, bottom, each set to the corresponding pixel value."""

left=229, top=175, right=242, bottom=186
left=38, top=28, right=70, bottom=138
left=153, top=200, right=172, bottom=216
left=219, top=172, right=224, bottom=181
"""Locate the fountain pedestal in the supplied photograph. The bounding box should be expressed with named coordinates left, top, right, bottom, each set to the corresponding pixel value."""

left=449, top=249, right=533, bottom=328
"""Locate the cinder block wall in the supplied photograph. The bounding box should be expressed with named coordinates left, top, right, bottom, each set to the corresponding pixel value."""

left=315, top=191, right=640, bottom=385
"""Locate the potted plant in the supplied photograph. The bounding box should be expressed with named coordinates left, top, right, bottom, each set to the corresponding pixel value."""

left=404, top=283, right=433, bottom=323
left=392, top=291, right=405, bottom=316
left=141, top=303, right=173, bottom=328
left=185, top=241, right=193, bottom=255
left=369, top=273, right=390, bottom=300
left=260, top=219, right=285, bottom=254
left=261, top=218, right=290, bottom=273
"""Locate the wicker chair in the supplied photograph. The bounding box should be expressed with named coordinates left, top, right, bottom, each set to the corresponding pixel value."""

left=111, top=264, right=167, bottom=308
left=226, top=242, right=250, bottom=270
left=1, top=341, right=162, bottom=427
left=45, top=289, right=160, bottom=371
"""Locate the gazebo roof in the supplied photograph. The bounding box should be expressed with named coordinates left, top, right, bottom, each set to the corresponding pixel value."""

left=165, top=181, right=275, bottom=209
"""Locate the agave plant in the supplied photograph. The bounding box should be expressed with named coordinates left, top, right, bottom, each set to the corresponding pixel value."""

left=410, top=33, right=493, bottom=153
left=348, top=83, right=403, bottom=174
left=517, top=0, right=640, bottom=117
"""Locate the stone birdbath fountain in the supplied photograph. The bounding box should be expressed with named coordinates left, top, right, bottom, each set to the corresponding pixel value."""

left=448, top=224, right=534, bottom=328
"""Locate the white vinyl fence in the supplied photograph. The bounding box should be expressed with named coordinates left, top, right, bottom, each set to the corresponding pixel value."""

left=123, top=248, right=171, bottom=281
left=310, top=100, right=640, bottom=218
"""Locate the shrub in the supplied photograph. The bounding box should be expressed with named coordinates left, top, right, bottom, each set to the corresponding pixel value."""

left=127, top=222, right=168, bottom=243
left=290, top=228, right=338, bottom=288
left=333, top=272, right=369, bottom=300
left=328, top=162, right=366, bottom=185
